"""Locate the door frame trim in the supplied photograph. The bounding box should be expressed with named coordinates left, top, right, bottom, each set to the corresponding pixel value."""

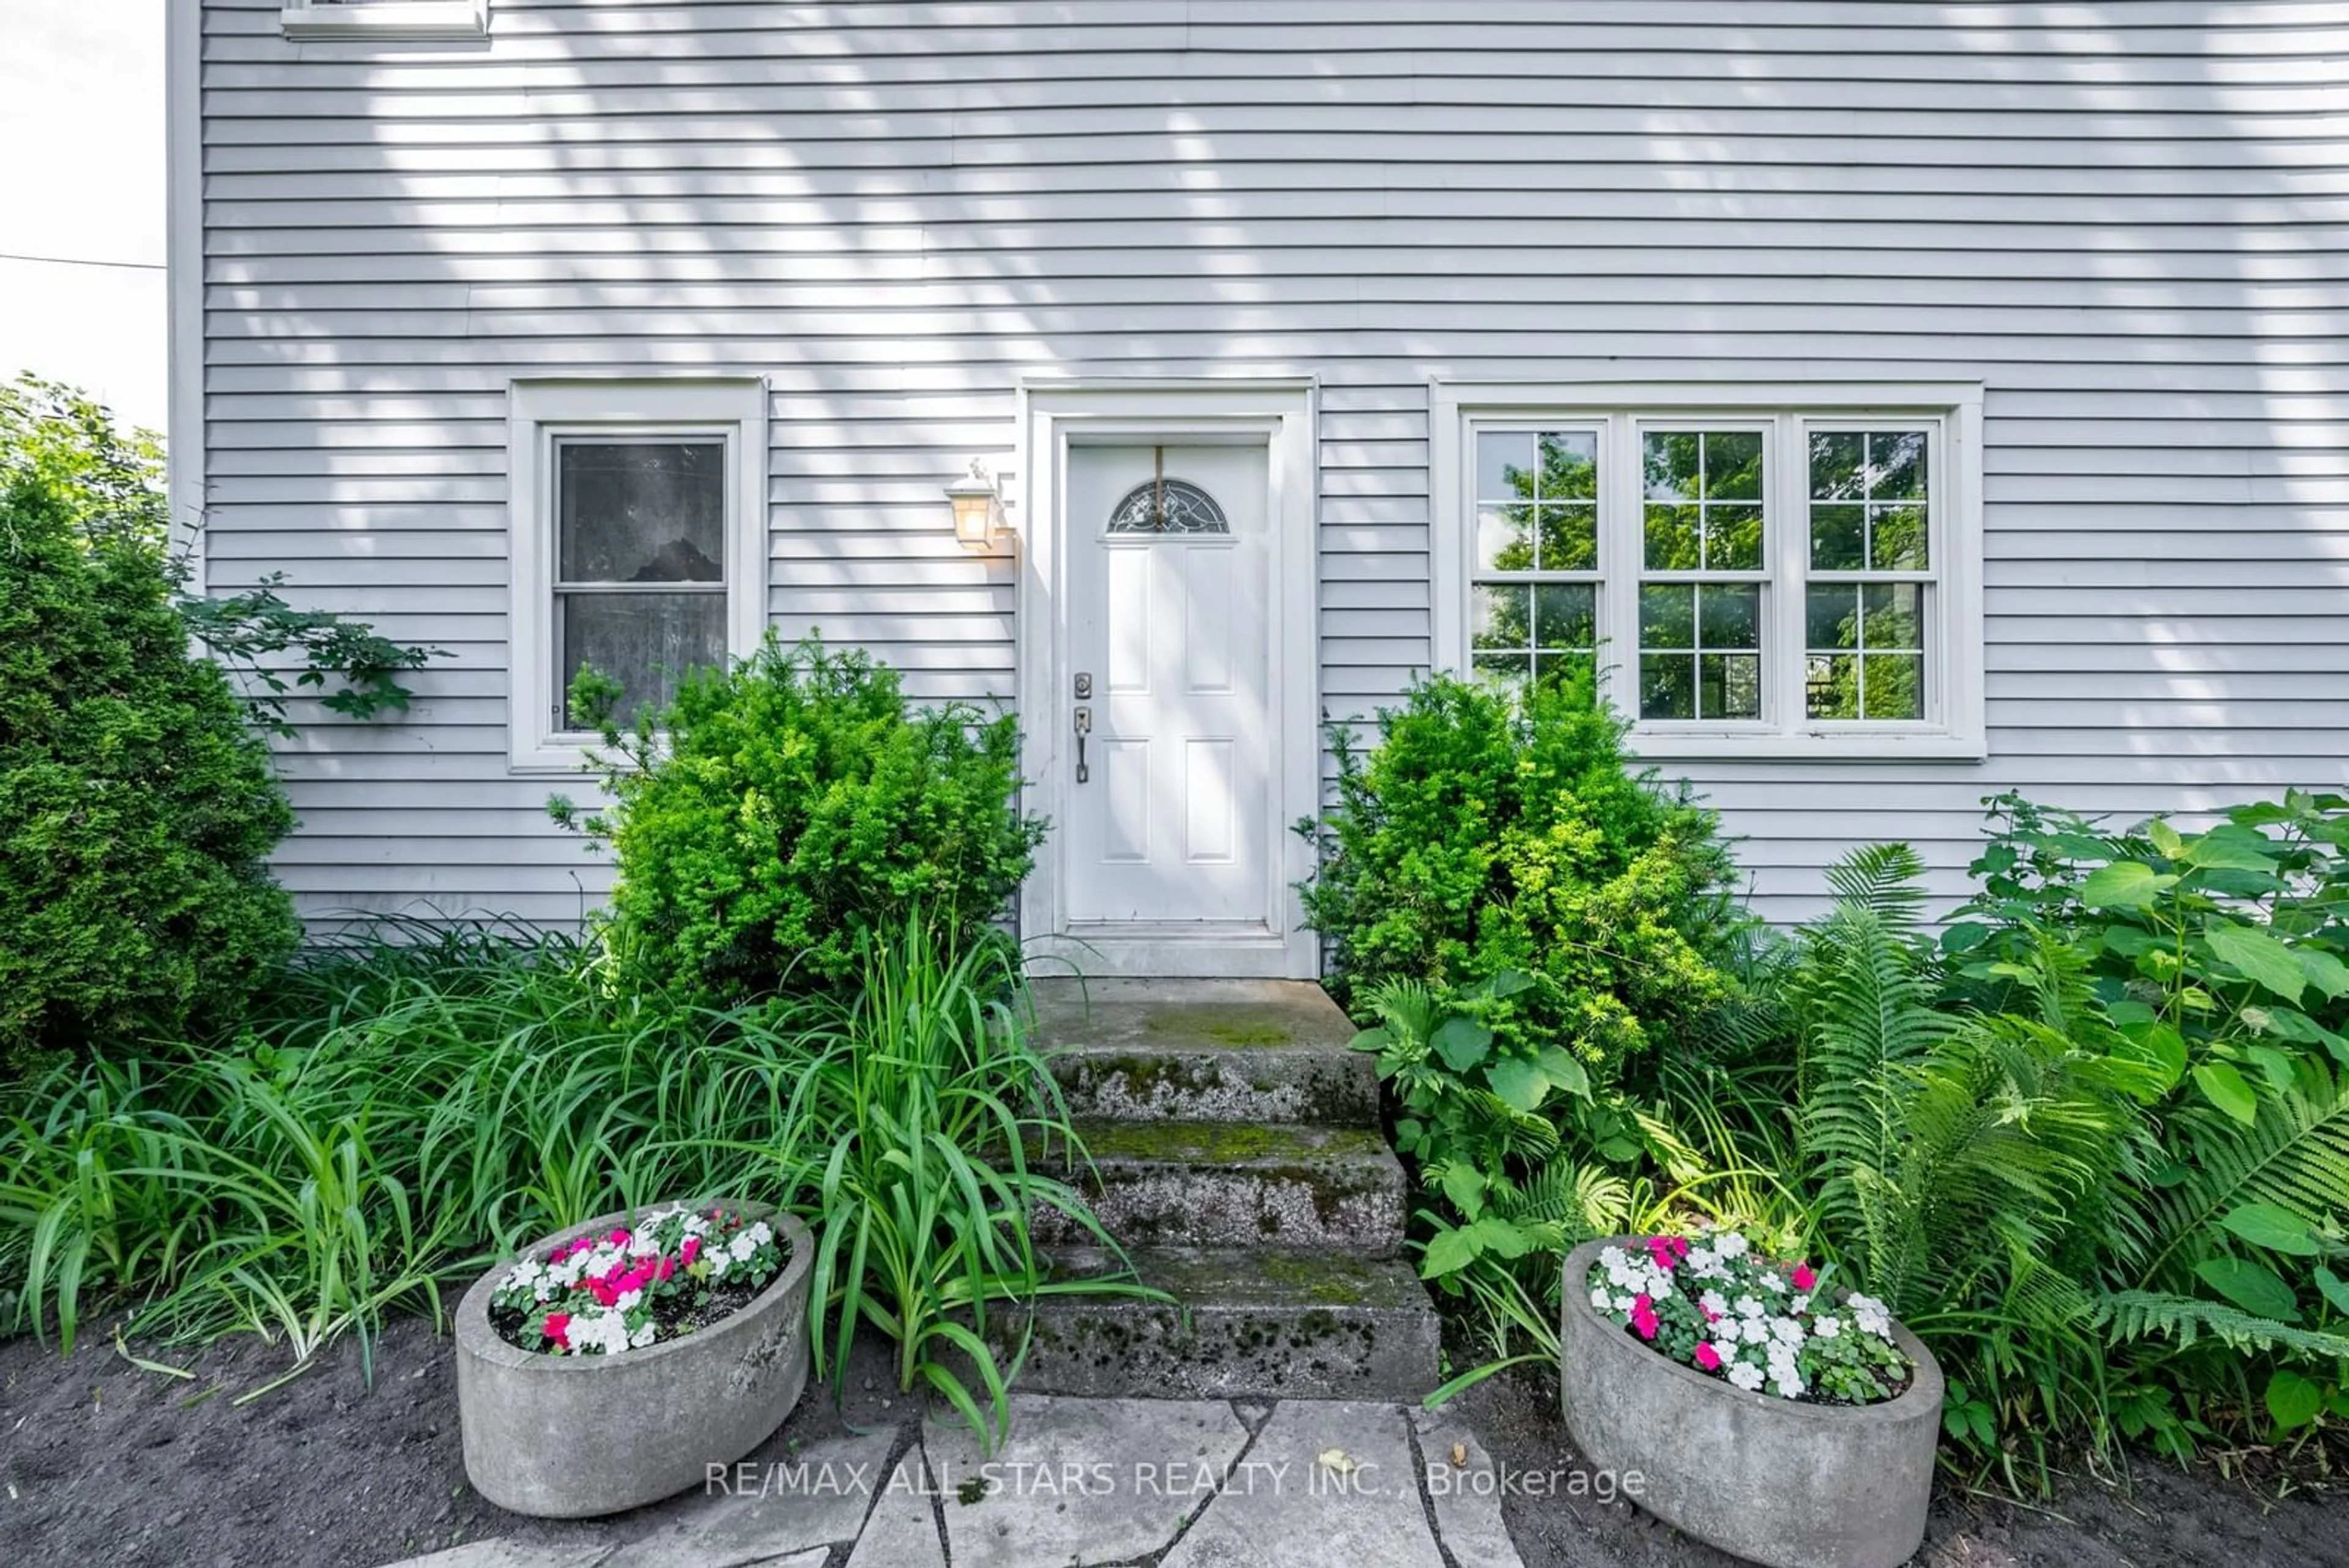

left=1015, top=379, right=1320, bottom=979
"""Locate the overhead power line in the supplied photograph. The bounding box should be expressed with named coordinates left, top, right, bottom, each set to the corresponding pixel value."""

left=0, top=250, right=167, bottom=273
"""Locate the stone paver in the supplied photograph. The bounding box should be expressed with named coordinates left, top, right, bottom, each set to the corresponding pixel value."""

left=381, top=1547, right=614, bottom=1568
left=604, top=1429, right=894, bottom=1568
left=1162, top=1400, right=1445, bottom=1568
left=1414, top=1407, right=1528, bottom=1568
left=931, top=1394, right=1250, bottom=1568
left=843, top=1445, right=947, bottom=1568
left=379, top=1395, right=1530, bottom=1568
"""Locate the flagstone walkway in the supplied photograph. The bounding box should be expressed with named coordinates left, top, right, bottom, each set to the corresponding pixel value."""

left=381, top=1394, right=1526, bottom=1568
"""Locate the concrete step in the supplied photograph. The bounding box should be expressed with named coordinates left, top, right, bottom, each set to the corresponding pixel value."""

left=1032, top=978, right=1378, bottom=1126
left=1033, top=1120, right=1409, bottom=1257
left=991, top=1244, right=1443, bottom=1401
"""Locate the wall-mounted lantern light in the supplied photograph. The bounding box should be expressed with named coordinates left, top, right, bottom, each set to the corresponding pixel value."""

left=945, top=459, right=1006, bottom=551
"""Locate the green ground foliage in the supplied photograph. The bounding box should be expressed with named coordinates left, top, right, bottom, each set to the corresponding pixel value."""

left=1314, top=673, right=2349, bottom=1489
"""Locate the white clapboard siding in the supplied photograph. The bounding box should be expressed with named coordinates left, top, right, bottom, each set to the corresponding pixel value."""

left=196, top=0, right=2349, bottom=926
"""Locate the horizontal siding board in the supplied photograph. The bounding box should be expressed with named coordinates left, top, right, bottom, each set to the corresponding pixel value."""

left=199, top=0, right=2349, bottom=926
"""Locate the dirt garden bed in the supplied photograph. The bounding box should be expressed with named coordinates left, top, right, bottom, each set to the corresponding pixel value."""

left=3, top=1319, right=2344, bottom=1567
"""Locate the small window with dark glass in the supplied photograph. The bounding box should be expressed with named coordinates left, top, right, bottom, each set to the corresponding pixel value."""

left=552, top=439, right=727, bottom=727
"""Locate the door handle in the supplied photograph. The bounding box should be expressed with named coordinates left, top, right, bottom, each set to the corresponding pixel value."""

left=1073, top=705, right=1091, bottom=784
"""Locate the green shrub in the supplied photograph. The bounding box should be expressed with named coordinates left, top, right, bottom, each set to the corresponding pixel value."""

left=1299, top=670, right=1748, bottom=1086
left=554, top=634, right=1047, bottom=1002
left=0, top=383, right=297, bottom=1072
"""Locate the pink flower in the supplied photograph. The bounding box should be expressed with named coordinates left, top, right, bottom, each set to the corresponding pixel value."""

left=1630, top=1294, right=1660, bottom=1341
left=1695, top=1343, right=1721, bottom=1371
left=543, top=1312, right=571, bottom=1349
left=1792, top=1263, right=1816, bottom=1291
left=681, top=1236, right=701, bottom=1266
left=609, top=1228, right=631, bottom=1246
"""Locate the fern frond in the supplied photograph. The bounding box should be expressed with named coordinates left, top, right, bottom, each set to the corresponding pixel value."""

left=1823, top=842, right=1931, bottom=923
left=1492, top=1161, right=1630, bottom=1242
left=2133, top=1068, right=2349, bottom=1289
left=2095, top=1290, right=2349, bottom=1362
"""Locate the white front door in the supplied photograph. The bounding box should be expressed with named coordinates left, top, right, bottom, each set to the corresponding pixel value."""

left=1064, top=443, right=1274, bottom=930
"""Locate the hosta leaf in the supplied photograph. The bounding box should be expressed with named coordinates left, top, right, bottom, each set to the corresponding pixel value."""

left=1430, top=1017, right=1493, bottom=1073
left=1419, top=1227, right=1481, bottom=1278
left=1535, top=1044, right=1591, bottom=1101
left=1468, top=1217, right=1535, bottom=1260
left=2193, top=1062, right=2259, bottom=1126
left=1483, top=1057, right=1548, bottom=1114
left=1348, top=1027, right=1391, bottom=1055
left=2266, top=1369, right=2323, bottom=1430
left=2204, top=924, right=2308, bottom=1003
left=2220, top=1203, right=2322, bottom=1257
left=2195, top=1256, right=2301, bottom=1322
left=1441, top=1163, right=1486, bottom=1222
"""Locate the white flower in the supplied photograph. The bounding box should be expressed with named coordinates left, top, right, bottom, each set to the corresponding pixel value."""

left=1791, top=1294, right=1811, bottom=1314
left=1814, top=1317, right=1842, bottom=1339
left=1771, top=1317, right=1805, bottom=1347
left=1774, top=1375, right=1805, bottom=1399
left=614, top=1288, right=642, bottom=1312
left=1727, top=1361, right=1765, bottom=1391
left=1757, top=1272, right=1786, bottom=1294
left=1591, top=1288, right=1612, bottom=1312
left=1698, top=1290, right=1729, bottom=1318
left=1709, top=1339, right=1742, bottom=1365
left=1741, top=1317, right=1771, bottom=1346
left=729, top=1233, right=758, bottom=1264
left=1715, top=1232, right=1750, bottom=1259
left=745, top=1221, right=774, bottom=1248
left=1598, top=1246, right=1631, bottom=1275
left=1612, top=1293, right=1636, bottom=1313
left=1735, top=1295, right=1765, bottom=1319
left=628, top=1322, right=656, bottom=1350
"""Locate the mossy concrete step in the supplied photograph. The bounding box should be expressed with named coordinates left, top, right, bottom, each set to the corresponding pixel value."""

left=1032, top=1120, right=1408, bottom=1257
left=1031, top=978, right=1378, bottom=1126
left=993, top=1244, right=1442, bottom=1400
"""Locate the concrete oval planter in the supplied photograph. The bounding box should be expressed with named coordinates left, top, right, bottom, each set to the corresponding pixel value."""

left=457, top=1201, right=813, bottom=1518
left=1560, top=1237, right=1943, bottom=1568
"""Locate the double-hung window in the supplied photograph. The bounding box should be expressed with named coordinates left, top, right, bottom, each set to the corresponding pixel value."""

left=1434, top=385, right=1984, bottom=759
left=508, top=381, right=768, bottom=770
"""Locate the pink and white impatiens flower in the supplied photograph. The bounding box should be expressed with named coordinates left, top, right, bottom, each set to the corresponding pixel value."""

left=490, top=1204, right=786, bottom=1358
left=1586, top=1225, right=1913, bottom=1406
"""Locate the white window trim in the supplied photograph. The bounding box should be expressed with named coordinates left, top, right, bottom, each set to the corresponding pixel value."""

left=281, top=0, right=489, bottom=40
left=508, top=379, right=769, bottom=773
left=1431, top=381, right=1986, bottom=762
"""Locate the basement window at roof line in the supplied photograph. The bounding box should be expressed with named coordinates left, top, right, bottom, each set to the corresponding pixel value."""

left=280, top=0, right=490, bottom=39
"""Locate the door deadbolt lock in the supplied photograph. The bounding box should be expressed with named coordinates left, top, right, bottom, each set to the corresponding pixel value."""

left=1074, top=672, right=1094, bottom=699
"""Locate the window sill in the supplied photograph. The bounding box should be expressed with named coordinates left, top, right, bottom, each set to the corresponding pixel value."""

left=1625, top=729, right=1988, bottom=764
left=510, top=737, right=599, bottom=774
left=281, top=3, right=488, bottom=39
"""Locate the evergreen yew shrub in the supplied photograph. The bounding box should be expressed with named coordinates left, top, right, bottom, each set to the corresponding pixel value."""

left=1299, top=671, right=1746, bottom=1084
left=554, top=634, right=1045, bottom=1000
left=0, top=382, right=296, bottom=1071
